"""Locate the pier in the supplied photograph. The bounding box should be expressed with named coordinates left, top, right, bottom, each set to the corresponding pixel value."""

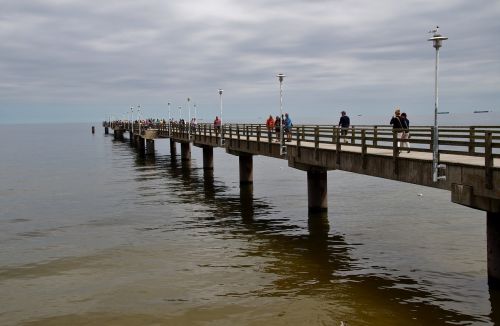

left=105, top=121, right=500, bottom=286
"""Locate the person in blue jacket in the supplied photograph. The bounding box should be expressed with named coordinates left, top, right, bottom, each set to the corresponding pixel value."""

left=284, top=113, right=293, bottom=142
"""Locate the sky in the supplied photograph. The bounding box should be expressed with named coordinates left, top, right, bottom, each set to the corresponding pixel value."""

left=0, top=0, right=499, bottom=124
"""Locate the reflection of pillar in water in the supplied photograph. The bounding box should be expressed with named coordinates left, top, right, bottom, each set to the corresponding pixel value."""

left=490, top=286, right=500, bottom=325
left=240, top=183, right=254, bottom=221
left=308, top=212, right=330, bottom=238
left=488, top=212, right=500, bottom=289
left=203, top=169, right=215, bottom=199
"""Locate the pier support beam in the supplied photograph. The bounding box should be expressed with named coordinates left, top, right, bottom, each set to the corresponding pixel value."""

left=488, top=212, right=500, bottom=288
left=104, top=127, right=109, bottom=135
left=146, top=139, right=155, bottom=156
left=239, top=155, right=253, bottom=184
left=136, top=137, right=145, bottom=155
left=181, top=142, right=191, bottom=162
left=202, top=146, right=214, bottom=170
left=170, top=139, right=177, bottom=155
left=129, top=132, right=135, bottom=145
left=307, top=168, right=328, bottom=213
left=113, top=129, right=124, bottom=140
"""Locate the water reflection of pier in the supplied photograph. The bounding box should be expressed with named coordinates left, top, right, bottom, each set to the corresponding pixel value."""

left=113, top=139, right=491, bottom=324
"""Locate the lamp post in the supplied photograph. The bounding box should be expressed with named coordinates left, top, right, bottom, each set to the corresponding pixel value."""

left=218, top=89, right=223, bottom=145
left=167, top=102, right=171, bottom=136
left=137, top=105, right=141, bottom=134
left=194, top=104, right=197, bottom=120
left=428, top=26, right=448, bottom=182
left=276, top=73, right=286, bottom=155
left=130, top=107, right=134, bottom=133
left=178, top=106, right=182, bottom=120
left=187, top=97, right=191, bottom=136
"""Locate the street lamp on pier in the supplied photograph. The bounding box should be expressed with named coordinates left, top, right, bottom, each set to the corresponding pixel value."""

left=276, top=73, right=286, bottom=156
left=130, top=106, right=134, bottom=133
left=428, top=26, right=448, bottom=182
left=218, top=89, right=223, bottom=146
left=167, top=102, right=171, bottom=136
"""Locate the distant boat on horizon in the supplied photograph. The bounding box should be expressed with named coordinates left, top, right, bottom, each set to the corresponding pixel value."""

left=473, top=110, right=490, bottom=113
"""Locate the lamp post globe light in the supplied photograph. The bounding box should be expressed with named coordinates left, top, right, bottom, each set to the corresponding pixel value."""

left=276, top=73, right=286, bottom=155
left=428, top=26, right=448, bottom=182
left=218, top=89, right=223, bottom=146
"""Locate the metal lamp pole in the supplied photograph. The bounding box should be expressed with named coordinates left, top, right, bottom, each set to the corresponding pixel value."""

left=167, top=102, right=171, bottom=136
left=218, top=89, right=223, bottom=146
left=130, top=107, right=134, bottom=133
left=428, top=26, right=448, bottom=182
left=194, top=104, right=197, bottom=120
left=277, top=73, right=286, bottom=155
left=137, top=105, right=141, bottom=134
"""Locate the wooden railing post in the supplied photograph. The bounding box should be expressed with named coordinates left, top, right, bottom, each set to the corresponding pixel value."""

left=257, top=125, right=261, bottom=151
left=469, top=126, right=476, bottom=154
left=315, top=126, right=320, bottom=160
left=373, top=126, right=378, bottom=147
left=229, top=125, right=232, bottom=147
left=237, top=125, right=241, bottom=147
left=351, top=126, right=355, bottom=144
left=336, top=127, right=341, bottom=165
left=361, top=129, right=367, bottom=169
left=296, top=127, right=301, bottom=158
left=302, top=126, right=305, bottom=141
left=393, top=130, right=399, bottom=175
left=485, top=132, right=493, bottom=189
left=430, top=127, right=435, bottom=152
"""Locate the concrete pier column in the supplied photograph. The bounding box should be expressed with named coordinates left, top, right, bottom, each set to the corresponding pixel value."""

left=113, top=129, right=124, bottom=140
left=307, top=168, right=328, bottom=213
left=146, top=139, right=155, bottom=156
left=202, top=146, right=214, bottom=170
left=239, top=155, right=253, bottom=184
left=181, top=142, right=191, bottom=162
left=136, top=137, right=145, bottom=156
left=129, top=132, right=134, bottom=144
left=104, top=127, right=109, bottom=134
left=488, top=212, right=500, bottom=288
left=170, top=139, right=177, bottom=156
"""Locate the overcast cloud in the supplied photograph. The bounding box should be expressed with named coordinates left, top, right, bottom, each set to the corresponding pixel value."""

left=0, top=0, right=499, bottom=123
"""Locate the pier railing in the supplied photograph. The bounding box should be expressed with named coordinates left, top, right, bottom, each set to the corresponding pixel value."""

left=106, top=121, right=500, bottom=159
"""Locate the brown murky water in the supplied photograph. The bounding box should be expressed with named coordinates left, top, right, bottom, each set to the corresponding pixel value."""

left=0, top=124, right=497, bottom=325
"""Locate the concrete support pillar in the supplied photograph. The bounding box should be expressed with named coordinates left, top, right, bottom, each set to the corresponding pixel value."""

left=104, top=127, right=109, bottom=134
left=113, top=129, right=124, bottom=140
left=239, top=155, right=253, bottom=184
left=488, top=212, right=500, bottom=288
left=170, top=139, right=177, bottom=155
left=307, top=169, right=328, bottom=213
left=146, top=139, right=155, bottom=156
left=129, top=132, right=134, bottom=144
left=181, top=142, right=191, bottom=162
left=136, top=137, right=145, bottom=156
left=202, top=146, right=214, bottom=170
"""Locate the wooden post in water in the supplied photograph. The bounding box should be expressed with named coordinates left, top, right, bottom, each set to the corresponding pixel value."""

left=92, top=126, right=95, bottom=134
left=488, top=212, right=500, bottom=289
left=307, top=168, right=327, bottom=213
left=202, top=145, right=214, bottom=170
left=239, top=154, right=253, bottom=184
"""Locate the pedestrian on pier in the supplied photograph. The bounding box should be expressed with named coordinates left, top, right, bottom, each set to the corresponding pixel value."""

left=401, top=112, right=410, bottom=153
left=214, top=116, right=221, bottom=135
left=284, top=113, right=292, bottom=142
left=390, top=108, right=403, bottom=151
left=338, top=111, right=350, bottom=143
left=266, top=115, right=275, bottom=140
left=274, top=115, right=281, bottom=142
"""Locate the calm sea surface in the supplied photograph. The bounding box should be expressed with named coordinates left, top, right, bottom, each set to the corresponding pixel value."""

left=0, top=123, right=498, bottom=325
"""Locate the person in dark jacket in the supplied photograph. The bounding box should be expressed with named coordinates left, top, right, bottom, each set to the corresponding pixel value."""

left=390, top=108, right=403, bottom=151
left=400, top=112, right=410, bottom=153
left=338, top=111, right=350, bottom=143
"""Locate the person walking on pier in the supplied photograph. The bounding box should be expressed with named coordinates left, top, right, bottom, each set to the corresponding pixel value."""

left=390, top=108, right=404, bottom=151
left=338, top=110, right=350, bottom=143
left=274, top=115, right=281, bottom=142
left=214, top=116, right=221, bottom=135
left=284, top=113, right=293, bottom=142
left=401, top=112, right=410, bottom=153
left=266, top=115, right=275, bottom=140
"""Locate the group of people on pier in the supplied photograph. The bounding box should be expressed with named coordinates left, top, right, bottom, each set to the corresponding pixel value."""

left=265, top=113, right=293, bottom=143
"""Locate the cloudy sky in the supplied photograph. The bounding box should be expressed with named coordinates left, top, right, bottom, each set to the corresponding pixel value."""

left=1, top=0, right=499, bottom=124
